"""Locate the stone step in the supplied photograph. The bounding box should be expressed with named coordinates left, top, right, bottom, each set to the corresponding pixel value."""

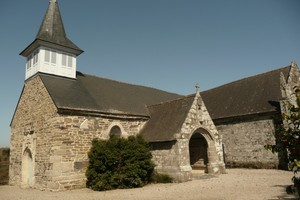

left=191, top=170, right=217, bottom=180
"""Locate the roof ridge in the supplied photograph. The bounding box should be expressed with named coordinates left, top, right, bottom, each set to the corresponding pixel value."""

left=79, top=71, right=183, bottom=96
left=38, top=72, right=76, bottom=81
left=40, top=70, right=182, bottom=117
left=202, top=65, right=291, bottom=93
left=147, top=94, right=195, bottom=108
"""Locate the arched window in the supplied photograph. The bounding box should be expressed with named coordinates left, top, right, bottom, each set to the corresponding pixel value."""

left=109, top=125, right=122, bottom=138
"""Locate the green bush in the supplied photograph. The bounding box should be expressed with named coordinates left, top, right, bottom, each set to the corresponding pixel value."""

left=0, top=148, right=10, bottom=185
left=86, top=135, right=154, bottom=191
left=150, top=172, right=173, bottom=183
left=265, top=86, right=300, bottom=197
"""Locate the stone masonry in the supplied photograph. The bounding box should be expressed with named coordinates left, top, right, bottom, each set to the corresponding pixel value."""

left=10, top=74, right=226, bottom=189
left=10, top=75, right=148, bottom=190
left=10, top=75, right=58, bottom=189
left=150, top=92, right=226, bottom=182
left=216, top=116, right=279, bottom=168
left=213, top=62, right=300, bottom=169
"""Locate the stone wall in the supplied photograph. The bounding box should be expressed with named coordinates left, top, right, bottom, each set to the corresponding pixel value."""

left=150, top=141, right=186, bottom=179
left=10, top=75, right=58, bottom=189
left=10, top=75, right=147, bottom=191
left=215, top=116, right=279, bottom=169
left=43, top=115, right=146, bottom=190
left=212, top=62, right=300, bottom=169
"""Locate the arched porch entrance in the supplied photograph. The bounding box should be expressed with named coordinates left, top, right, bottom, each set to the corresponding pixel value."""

left=189, top=128, right=218, bottom=174
left=21, top=148, right=34, bottom=187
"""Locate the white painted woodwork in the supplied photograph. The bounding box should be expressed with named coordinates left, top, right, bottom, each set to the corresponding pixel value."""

left=25, top=46, right=77, bottom=80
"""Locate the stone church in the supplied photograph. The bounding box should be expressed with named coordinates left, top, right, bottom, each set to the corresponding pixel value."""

left=9, top=0, right=299, bottom=191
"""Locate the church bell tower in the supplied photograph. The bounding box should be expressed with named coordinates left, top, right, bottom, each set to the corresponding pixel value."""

left=20, top=0, right=83, bottom=80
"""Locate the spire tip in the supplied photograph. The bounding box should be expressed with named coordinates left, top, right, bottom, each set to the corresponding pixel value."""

left=195, top=83, right=200, bottom=93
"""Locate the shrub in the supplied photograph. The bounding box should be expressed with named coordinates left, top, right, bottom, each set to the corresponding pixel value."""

left=150, top=172, right=173, bottom=183
left=0, top=148, right=10, bottom=185
left=86, top=135, right=154, bottom=191
left=265, top=86, right=300, bottom=197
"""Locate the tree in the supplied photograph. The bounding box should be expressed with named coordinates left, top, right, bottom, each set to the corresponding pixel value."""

left=265, top=87, right=300, bottom=196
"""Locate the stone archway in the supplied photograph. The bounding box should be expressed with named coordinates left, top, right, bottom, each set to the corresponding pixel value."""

left=189, top=133, right=208, bottom=171
left=189, top=128, right=219, bottom=174
left=22, top=148, right=34, bottom=187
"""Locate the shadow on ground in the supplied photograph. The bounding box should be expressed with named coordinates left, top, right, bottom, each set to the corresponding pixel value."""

left=268, top=185, right=299, bottom=200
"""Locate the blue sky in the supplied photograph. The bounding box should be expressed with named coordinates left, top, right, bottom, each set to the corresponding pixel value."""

left=0, top=0, right=300, bottom=147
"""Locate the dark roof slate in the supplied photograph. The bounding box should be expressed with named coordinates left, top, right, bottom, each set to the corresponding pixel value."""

left=37, top=1, right=82, bottom=51
left=140, top=95, right=195, bottom=142
left=20, top=0, right=83, bottom=56
left=201, top=66, right=291, bottom=120
left=40, top=72, right=182, bottom=116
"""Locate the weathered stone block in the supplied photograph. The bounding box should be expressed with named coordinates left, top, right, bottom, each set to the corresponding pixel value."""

left=50, top=156, right=62, bottom=163
left=47, top=181, right=60, bottom=190
left=74, top=161, right=89, bottom=170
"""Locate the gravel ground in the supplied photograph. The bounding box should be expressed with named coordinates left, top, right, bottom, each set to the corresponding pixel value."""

left=0, top=169, right=298, bottom=200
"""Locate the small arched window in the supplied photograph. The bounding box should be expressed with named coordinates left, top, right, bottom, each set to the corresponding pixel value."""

left=109, top=125, right=122, bottom=138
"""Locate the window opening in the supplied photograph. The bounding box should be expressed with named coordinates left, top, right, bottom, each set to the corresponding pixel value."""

left=109, top=126, right=122, bottom=138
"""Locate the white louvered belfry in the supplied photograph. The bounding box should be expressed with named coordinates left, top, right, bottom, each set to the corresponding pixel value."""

left=21, top=0, right=83, bottom=80
left=25, top=47, right=77, bottom=80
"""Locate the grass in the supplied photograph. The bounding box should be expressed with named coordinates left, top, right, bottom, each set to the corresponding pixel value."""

left=0, top=148, right=10, bottom=185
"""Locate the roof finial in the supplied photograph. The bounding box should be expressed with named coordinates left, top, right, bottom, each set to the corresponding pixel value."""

left=195, top=83, right=200, bottom=93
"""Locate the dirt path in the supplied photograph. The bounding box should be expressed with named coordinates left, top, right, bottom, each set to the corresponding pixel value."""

left=0, top=169, right=298, bottom=200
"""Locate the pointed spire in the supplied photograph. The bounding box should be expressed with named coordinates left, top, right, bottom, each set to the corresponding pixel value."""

left=36, top=0, right=82, bottom=53
left=20, top=0, right=83, bottom=57
left=36, top=0, right=66, bottom=42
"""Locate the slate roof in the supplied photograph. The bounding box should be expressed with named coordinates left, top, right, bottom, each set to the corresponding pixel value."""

left=39, top=65, right=291, bottom=137
left=140, top=95, right=195, bottom=142
left=201, top=66, right=291, bottom=120
left=40, top=72, right=182, bottom=117
left=20, top=0, right=83, bottom=57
